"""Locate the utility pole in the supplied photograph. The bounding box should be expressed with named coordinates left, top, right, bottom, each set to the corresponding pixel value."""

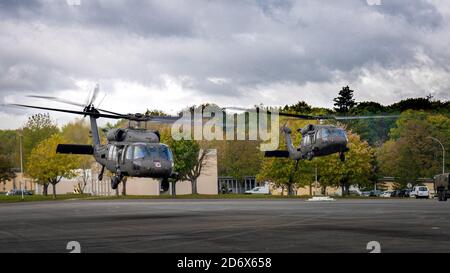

left=428, top=136, right=446, bottom=174
left=18, top=132, right=24, bottom=200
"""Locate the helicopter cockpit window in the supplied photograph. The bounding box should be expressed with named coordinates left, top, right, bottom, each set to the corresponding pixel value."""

left=108, top=146, right=117, bottom=161
left=159, top=145, right=174, bottom=162
left=328, top=129, right=346, bottom=138
left=133, top=145, right=147, bottom=160
left=335, top=129, right=347, bottom=138
left=321, top=129, right=330, bottom=138
left=147, top=146, right=159, bottom=158
left=303, top=136, right=310, bottom=146
left=132, top=144, right=172, bottom=160
left=125, top=146, right=133, bottom=160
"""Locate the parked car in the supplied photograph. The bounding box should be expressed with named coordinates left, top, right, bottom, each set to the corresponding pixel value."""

left=380, top=191, right=393, bottom=198
left=391, top=190, right=401, bottom=197
left=410, top=186, right=430, bottom=199
left=360, top=191, right=371, bottom=197
left=398, top=189, right=412, bottom=198
left=6, top=189, right=33, bottom=196
left=369, top=190, right=383, bottom=197
left=245, top=185, right=270, bottom=195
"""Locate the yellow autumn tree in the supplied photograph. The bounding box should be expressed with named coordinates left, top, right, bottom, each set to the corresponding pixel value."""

left=27, top=134, right=81, bottom=199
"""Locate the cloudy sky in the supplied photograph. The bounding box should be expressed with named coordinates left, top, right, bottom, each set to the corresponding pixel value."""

left=1, top=0, right=449, bottom=129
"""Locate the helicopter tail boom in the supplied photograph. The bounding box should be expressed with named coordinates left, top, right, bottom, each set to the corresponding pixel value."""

left=264, top=150, right=290, bottom=158
left=56, top=144, right=94, bottom=155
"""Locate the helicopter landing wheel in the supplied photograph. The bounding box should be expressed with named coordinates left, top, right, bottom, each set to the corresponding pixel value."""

left=160, top=178, right=170, bottom=193
left=111, top=175, right=122, bottom=190
left=339, top=152, right=345, bottom=162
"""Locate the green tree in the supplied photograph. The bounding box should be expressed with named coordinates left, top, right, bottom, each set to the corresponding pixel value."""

left=0, top=153, right=15, bottom=192
left=22, top=114, right=59, bottom=173
left=160, top=128, right=201, bottom=196
left=0, top=130, right=19, bottom=191
left=27, top=134, right=80, bottom=198
left=61, top=119, right=91, bottom=145
left=333, top=85, right=356, bottom=113
left=317, top=131, right=373, bottom=195
left=377, top=111, right=449, bottom=188
left=218, top=140, right=262, bottom=182
left=185, top=141, right=213, bottom=194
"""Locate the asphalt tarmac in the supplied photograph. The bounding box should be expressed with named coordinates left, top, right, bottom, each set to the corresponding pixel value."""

left=0, top=198, right=449, bottom=253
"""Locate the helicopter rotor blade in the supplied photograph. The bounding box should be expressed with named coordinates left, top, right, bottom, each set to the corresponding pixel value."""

left=27, top=95, right=86, bottom=108
left=223, top=106, right=322, bottom=120
left=88, top=83, right=100, bottom=106
left=27, top=94, right=127, bottom=117
left=223, top=107, right=400, bottom=120
left=333, top=115, right=401, bottom=120
left=14, top=103, right=188, bottom=124
left=8, top=103, right=128, bottom=120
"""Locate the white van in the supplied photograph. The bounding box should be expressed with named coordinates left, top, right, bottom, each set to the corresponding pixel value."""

left=410, top=186, right=430, bottom=199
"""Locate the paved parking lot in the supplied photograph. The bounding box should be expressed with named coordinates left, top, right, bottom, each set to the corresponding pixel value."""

left=0, top=198, right=449, bottom=252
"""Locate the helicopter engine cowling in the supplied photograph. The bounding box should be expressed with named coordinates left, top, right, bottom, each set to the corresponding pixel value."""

left=106, top=129, right=127, bottom=142
left=106, top=128, right=160, bottom=143
left=299, top=124, right=315, bottom=135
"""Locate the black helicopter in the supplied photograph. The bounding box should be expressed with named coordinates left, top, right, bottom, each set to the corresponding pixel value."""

left=266, top=112, right=399, bottom=163
left=11, top=85, right=181, bottom=191
left=226, top=107, right=398, bottom=163
left=276, top=124, right=349, bottom=162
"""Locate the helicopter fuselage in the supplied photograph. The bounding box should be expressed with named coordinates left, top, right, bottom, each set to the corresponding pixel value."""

left=297, top=125, right=349, bottom=160
left=94, top=141, right=174, bottom=179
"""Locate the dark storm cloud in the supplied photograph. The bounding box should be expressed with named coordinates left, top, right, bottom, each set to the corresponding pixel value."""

left=0, top=0, right=196, bottom=37
left=0, top=0, right=449, bottom=109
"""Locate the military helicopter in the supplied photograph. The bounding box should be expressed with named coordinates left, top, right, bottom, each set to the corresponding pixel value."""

left=11, top=85, right=181, bottom=191
left=225, top=107, right=398, bottom=163
left=273, top=124, right=349, bottom=162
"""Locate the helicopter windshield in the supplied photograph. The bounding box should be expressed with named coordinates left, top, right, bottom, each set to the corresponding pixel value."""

left=133, top=144, right=174, bottom=161
left=327, top=129, right=347, bottom=138
left=333, top=129, right=347, bottom=138
left=160, top=145, right=174, bottom=162
left=320, top=128, right=347, bottom=139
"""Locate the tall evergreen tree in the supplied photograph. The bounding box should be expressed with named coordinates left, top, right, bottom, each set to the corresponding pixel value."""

left=333, top=85, right=356, bottom=113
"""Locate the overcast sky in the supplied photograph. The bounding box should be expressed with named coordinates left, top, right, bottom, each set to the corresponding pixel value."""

left=1, top=0, right=449, bottom=129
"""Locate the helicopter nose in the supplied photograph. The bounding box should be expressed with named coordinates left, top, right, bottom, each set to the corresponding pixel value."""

left=148, top=159, right=172, bottom=176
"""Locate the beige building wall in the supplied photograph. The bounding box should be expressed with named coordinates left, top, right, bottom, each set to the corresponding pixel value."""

left=1, top=173, right=36, bottom=193
left=381, top=181, right=435, bottom=193
left=296, top=185, right=341, bottom=196
left=269, top=183, right=342, bottom=196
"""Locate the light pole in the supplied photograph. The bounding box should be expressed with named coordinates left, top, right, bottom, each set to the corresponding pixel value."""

left=18, top=132, right=24, bottom=200
left=428, top=136, right=445, bottom=174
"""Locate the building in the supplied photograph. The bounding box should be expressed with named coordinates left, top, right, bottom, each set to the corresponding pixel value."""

left=218, top=176, right=260, bottom=194
left=1, top=172, right=36, bottom=193
left=377, top=177, right=436, bottom=193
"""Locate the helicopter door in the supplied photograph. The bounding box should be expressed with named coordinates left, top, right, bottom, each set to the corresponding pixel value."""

left=107, top=145, right=117, bottom=171
left=122, top=145, right=134, bottom=176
